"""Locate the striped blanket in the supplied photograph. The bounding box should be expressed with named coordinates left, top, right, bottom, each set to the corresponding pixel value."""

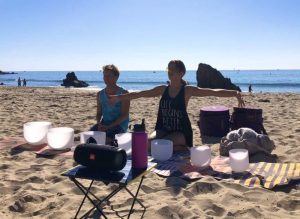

left=151, top=152, right=300, bottom=189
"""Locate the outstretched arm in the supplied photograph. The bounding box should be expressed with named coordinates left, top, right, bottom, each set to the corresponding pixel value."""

left=108, top=85, right=166, bottom=104
left=186, top=86, right=245, bottom=107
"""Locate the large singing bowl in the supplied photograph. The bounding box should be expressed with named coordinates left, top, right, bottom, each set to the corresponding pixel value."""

left=23, top=121, right=52, bottom=145
left=47, top=127, right=74, bottom=150
left=151, top=139, right=173, bottom=161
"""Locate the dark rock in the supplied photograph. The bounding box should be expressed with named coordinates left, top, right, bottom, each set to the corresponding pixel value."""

left=0, top=70, right=17, bottom=75
left=61, top=72, right=89, bottom=87
left=196, top=63, right=241, bottom=91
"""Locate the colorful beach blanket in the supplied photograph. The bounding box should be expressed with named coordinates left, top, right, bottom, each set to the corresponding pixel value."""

left=34, top=145, right=73, bottom=157
left=0, top=136, right=27, bottom=150
left=0, top=136, right=74, bottom=157
left=151, top=152, right=300, bottom=189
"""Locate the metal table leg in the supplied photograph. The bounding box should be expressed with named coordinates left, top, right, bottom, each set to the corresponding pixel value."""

left=70, top=176, right=147, bottom=219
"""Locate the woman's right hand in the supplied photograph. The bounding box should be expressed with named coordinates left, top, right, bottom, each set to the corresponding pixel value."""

left=98, top=123, right=110, bottom=132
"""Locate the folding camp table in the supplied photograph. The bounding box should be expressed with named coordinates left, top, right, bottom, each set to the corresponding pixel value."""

left=62, top=160, right=156, bottom=219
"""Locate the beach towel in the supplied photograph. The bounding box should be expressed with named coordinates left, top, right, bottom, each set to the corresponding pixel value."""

left=34, top=146, right=74, bottom=157
left=151, top=151, right=300, bottom=189
left=0, top=136, right=74, bottom=157
left=0, top=136, right=27, bottom=150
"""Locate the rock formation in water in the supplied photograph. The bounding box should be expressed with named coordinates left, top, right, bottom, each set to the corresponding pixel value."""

left=61, top=72, right=89, bottom=87
left=196, top=63, right=241, bottom=91
left=0, top=70, right=17, bottom=75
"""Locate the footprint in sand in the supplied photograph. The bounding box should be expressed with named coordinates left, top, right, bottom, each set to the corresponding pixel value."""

left=110, top=197, right=135, bottom=211
left=9, top=200, right=25, bottom=213
left=8, top=194, right=46, bottom=213
left=295, top=128, right=300, bottom=133
left=243, top=190, right=273, bottom=202
left=46, top=175, right=64, bottom=183
left=227, top=207, right=263, bottom=218
left=202, top=203, right=226, bottom=217
left=31, top=202, right=58, bottom=217
left=141, top=184, right=157, bottom=194
left=23, top=194, right=46, bottom=203
left=25, top=176, right=44, bottom=184
left=187, top=181, right=222, bottom=194
left=0, top=163, right=9, bottom=170
left=157, top=205, right=182, bottom=218
left=277, top=198, right=300, bottom=211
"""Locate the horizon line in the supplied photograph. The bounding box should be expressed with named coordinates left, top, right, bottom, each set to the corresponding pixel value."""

left=2, top=68, right=300, bottom=72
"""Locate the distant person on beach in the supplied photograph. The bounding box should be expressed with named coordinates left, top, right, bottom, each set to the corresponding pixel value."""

left=109, top=60, right=245, bottom=151
left=90, top=64, right=129, bottom=144
left=23, top=78, right=27, bottom=87
left=17, top=77, right=21, bottom=87
left=248, top=84, right=252, bottom=93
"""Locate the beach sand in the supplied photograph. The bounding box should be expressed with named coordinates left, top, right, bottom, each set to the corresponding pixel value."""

left=0, top=87, right=299, bottom=218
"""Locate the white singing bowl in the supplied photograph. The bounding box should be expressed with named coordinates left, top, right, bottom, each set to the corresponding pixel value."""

left=151, top=139, right=173, bottom=161
left=115, top=133, right=132, bottom=155
left=190, top=146, right=211, bottom=167
left=229, top=149, right=249, bottom=172
left=80, top=131, right=106, bottom=145
left=47, top=127, right=74, bottom=150
left=23, top=121, right=52, bottom=145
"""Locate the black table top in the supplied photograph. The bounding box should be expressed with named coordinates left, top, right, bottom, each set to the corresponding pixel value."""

left=62, top=160, right=157, bottom=185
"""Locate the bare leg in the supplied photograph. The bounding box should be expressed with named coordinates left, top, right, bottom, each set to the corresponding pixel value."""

left=163, top=132, right=189, bottom=152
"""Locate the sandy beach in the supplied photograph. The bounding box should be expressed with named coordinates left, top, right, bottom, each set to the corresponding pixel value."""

left=0, top=86, right=299, bottom=218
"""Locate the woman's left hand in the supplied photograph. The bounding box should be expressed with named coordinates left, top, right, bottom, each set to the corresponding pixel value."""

left=236, top=92, right=245, bottom=107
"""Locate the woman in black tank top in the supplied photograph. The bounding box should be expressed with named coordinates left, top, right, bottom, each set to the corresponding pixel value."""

left=108, top=60, right=245, bottom=151
left=155, top=85, right=193, bottom=147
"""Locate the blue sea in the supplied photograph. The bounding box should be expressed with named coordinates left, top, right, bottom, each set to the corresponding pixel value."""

left=1, top=70, right=300, bottom=93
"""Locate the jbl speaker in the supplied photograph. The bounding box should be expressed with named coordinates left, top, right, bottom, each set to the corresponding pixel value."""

left=73, top=144, right=127, bottom=171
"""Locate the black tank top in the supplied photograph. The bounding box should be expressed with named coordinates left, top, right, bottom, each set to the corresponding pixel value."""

left=155, top=85, right=193, bottom=147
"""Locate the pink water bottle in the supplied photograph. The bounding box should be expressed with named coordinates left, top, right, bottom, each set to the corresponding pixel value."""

left=132, top=119, right=148, bottom=169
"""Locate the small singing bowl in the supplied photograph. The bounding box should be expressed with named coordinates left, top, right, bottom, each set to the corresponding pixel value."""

left=47, top=127, right=74, bottom=150
left=229, top=149, right=249, bottom=172
left=151, top=139, right=173, bottom=161
left=190, top=146, right=211, bottom=167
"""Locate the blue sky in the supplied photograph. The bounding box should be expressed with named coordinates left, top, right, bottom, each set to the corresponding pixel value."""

left=1, top=0, right=300, bottom=71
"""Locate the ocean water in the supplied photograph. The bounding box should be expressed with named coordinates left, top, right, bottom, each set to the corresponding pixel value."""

left=1, top=70, right=300, bottom=93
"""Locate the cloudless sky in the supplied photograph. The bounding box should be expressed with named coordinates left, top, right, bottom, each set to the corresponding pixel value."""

left=1, top=0, right=300, bottom=71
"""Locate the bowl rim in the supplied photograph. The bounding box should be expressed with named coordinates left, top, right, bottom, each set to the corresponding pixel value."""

left=190, top=145, right=210, bottom=151
left=24, top=121, right=52, bottom=127
left=151, top=139, right=173, bottom=145
left=115, top=132, right=132, bottom=137
left=48, top=127, right=74, bottom=133
left=80, top=131, right=106, bottom=135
